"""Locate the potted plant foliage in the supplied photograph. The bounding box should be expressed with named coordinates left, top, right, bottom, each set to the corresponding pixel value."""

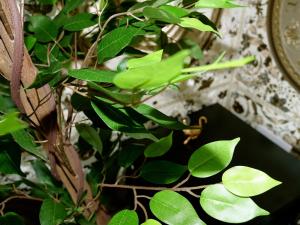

left=0, top=0, right=281, bottom=224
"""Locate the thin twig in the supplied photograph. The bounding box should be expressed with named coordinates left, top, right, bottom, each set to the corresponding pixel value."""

left=172, top=173, right=191, bottom=189
left=137, top=201, right=148, bottom=221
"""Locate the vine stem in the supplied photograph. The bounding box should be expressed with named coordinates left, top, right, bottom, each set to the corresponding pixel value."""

left=100, top=183, right=210, bottom=192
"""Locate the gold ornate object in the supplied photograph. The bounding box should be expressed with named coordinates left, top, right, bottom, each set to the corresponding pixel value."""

left=183, top=116, right=208, bottom=145
left=268, top=0, right=300, bottom=89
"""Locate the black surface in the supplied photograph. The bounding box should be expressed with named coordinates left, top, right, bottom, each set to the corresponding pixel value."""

left=183, top=104, right=300, bottom=225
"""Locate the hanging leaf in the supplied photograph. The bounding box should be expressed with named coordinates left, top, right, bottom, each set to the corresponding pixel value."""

left=144, top=132, right=173, bottom=158
left=0, top=112, right=27, bottom=136
left=118, top=144, right=145, bottom=168
left=143, top=7, right=181, bottom=24
left=141, top=219, right=162, bottom=225
left=64, top=13, right=96, bottom=31
left=133, top=104, right=187, bottom=130
left=200, top=184, right=269, bottom=223
left=68, top=69, right=116, bottom=83
left=127, top=50, right=163, bottom=69
left=178, top=17, right=219, bottom=35
left=222, top=166, right=281, bottom=197
left=12, top=129, right=46, bottom=160
left=91, top=101, right=146, bottom=133
left=0, top=138, right=22, bottom=175
left=140, top=160, right=186, bottom=184
left=30, top=15, right=59, bottom=42
left=159, top=5, right=189, bottom=18
left=76, top=124, right=103, bottom=154
left=63, top=0, right=84, bottom=13
left=0, top=212, right=25, bottom=225
left=98, top=27, right=144, bottom=63
left=150, top=190, right=206, bottom=225
left=113, top=50, right=190, bottom=90
left=32, top=160, right=59, bottom=187
left=39, top=199, right=67, bottom=225
left=188, top=138, right=240, bottom=178
left=25, top=36, right=37, bottom=51
left=108, top=210, right=138, bottom=225
left=195, top=0, right=242, bottom=8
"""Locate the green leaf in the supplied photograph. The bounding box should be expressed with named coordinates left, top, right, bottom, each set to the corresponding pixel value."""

left=113, top=50, right=190, bottom=90
left=143, top=7, right=181, bottom=24
left=140, top=160, right=186, bottom=184
left=195, top=0, right=242, bottom=8
left=200, top=184, right=269, bottom=223
left=76, top=124, right=103, bottom=154
left=150, top=190, right=206, bottom=225
left=30, top=15, right=59, bottom=43
left=118, top=144, right=144, bottom=168
left=141, top=219, right=162, bottom=225
left=64, top=13, right=96, bottom=31
left=133, top=104, right=187, bottom=130
left=127, top=50, right=163, bottom=69
left=0, top=112, right=27, bottom=136
left=0, top=212, right=25, bottom=225
left=25, top=36, right=37, bottom=51
left=37, top=0, right=57, bottom=4
left=222, top=166, right=282, bottom=197
left=0, top=138, right=22, bottom=175
left=68, top=69, right=116, bottom=83
left=188, top=138, right=240, bottom=178
left=108, top=210, right=138, bottom=225
left=97, top=26, right=144, bottom=63
left=144, top=132, right=173, bottom=158
left=178, top=17, right=219, bottom=35
left=12, top=129, right=46, bottom=160
left=63, top=0, right=83, bottom=13
left=32, top=160, right=58, bottom=187
left=91, top=101, right=146, bottom=133
left=159, top=5, right=189, bottom=18
left=39, top=198, right=67, bottom=225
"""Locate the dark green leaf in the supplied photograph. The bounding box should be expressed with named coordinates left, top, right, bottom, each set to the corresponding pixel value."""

left=109, top=210, right=138, bottom=225
left=150, top=190, right=206, bottom=225
left=0, top=138, right=22, bottom=175
left=200, top=184, right=269, bottom=223
left=143, top=7, right=181, bottom=24
left=222, top=166, right=281, bottom=197
left=76, top=124, right=103, bottom=154
left=133, top=104, right=187, bottom=130
left=0, top=112, right=27, bottom=136
left=68, top=69, right=116, bottom=83
left=144, top=132, right=173, bottom=158
left=32, top=160, right=58, bottom=187
left=30, top=15, right=59, bottom=42
left=39, top=198, right=67, bottom=225
left=98, top=27, right=144, bottom=63
left=140, top=160, right=186, bottom=184
left=63, top=0, right=84, bottom=13
left=64, top=13, right=96, bottom=31
left=12, top=129, right=46, bottom=160
left=118, top=144, right=144, bottom=168
left=25, top=36, right=37, bottom=51
left=0, top=212, right=25, bottom=225
left=188, top=138, right=240, bottom=178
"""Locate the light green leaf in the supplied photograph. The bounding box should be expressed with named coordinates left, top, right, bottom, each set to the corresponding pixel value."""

left=68, top=69, right=116, bottom=83
left=0, top=212, right=25, bottom=225
left=98, top=26, right=144, bottom=63
left=12, top=129, right=46, bottom=160
left=64, top=13, right=96, bottom=31
left=25, top=36, right=37, bottom=51
left=0, top=112, right=27, bottom=136
left=37, top=0, right=57, bottom=4
left=133, top=104, right=187, bottom=130
left=150, top=190, right=206, bottom=225
left=108, top=210, right=138, bottom=225
left=178, top=17, right=219, bottom=35
left=141, top=219, right=162, bottom=225
left=144, top=132, right=173, bottom=158
left=200, top=184, right=269, bottom=223
left=188, top=138, right=240, bottom=178
left=127, top=50, right=163, bottom=69
left=30, top=15, right=59, bottom=43
left=113, top=50, right=190, bottom=90
left=91, top=101, right=146, bottom=133
left=76, top=124, right=103, bottom=154
left=39, top=198, right=67, bottom=225
left=143, top=7, right=181, bottom=23
left=222, top=166, right=282, bottom=197
left=140, top=160, right=186, bottom=184
left=195, top=0, right=242, bottom=8
left=159, top=5, right=189, bottom=18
